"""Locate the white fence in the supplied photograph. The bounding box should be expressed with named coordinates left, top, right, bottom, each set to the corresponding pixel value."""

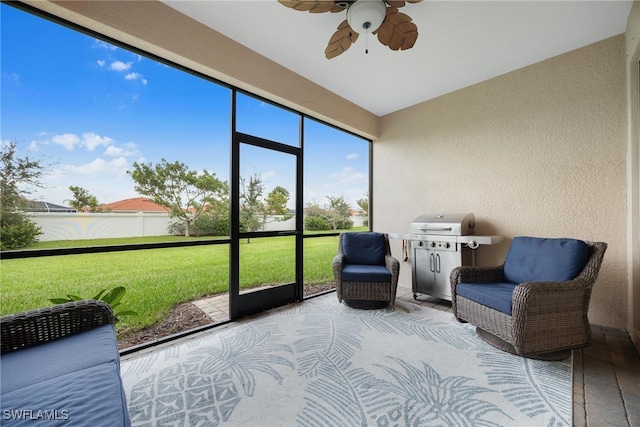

left=29, top=212, right=172, bottom=241
left=29, top=212, right=369, bottom=241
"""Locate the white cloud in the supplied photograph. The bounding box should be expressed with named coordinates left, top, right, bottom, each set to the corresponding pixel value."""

left=346, top=152, right=359, bottom=160
left=93, top=40, right=117, bottom=51
left=28, top=141, right=39, bottom=151
left=326, top=167, right=367, bottom=185
left=125, top=72, right=148, bottom=85
left=97, top=60, right=105, bottom=68
left=110, top=61, right=132, bottom=72
left=45, top=168, right=67, bottom=181
left=64, top=157, right=129, bottom=176
left=81, top=132, right=114, bottom=151
left=7, top=72, right=20, bottom=83
left=104, top=143, right=139, bottom=157
left=52, top=133, right=80, bottom=150
left=261, top=170, right=277, bottom=181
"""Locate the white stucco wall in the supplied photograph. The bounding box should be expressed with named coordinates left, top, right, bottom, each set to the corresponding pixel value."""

left=375, top=35, right=628, bottom=329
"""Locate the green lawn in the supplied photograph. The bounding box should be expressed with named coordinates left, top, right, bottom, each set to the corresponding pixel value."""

left=1, top=234, right=345, bottom=334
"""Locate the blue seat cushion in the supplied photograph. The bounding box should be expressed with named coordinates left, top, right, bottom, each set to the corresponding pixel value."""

left=1, top=324, right=120, bottom=394
left=456, top=283, right=519, bottom=315
left=342, top=232, right=387, bottom=265
left=2, top=363, right=131, bottom=426
left=342, top=264, right=392, bottom=283
left=503, top=236, right=589, bottom=284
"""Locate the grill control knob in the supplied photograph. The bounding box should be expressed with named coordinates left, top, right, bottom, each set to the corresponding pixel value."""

left=429, top=241, right=436, bottom=248
left=443, top=242, right=451, bottom=249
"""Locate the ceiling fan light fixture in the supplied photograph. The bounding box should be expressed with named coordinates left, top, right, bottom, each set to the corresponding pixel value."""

left=346, top=0, right=387, bottom=34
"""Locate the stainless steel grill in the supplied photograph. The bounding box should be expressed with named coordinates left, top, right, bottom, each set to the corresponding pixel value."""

left=410, top=213, right=501, bottom=301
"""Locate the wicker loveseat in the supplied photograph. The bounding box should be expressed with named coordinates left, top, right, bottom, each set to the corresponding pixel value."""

left=451, top=236, right=607, bottom=360
left=333, top=232, right=400, bottom=309
left=1, top=300, right=131, bottom=426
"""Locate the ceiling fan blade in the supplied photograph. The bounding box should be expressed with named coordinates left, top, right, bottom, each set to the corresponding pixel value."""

left=374, top=8, right=418, bottom=51
left=325, top=19, right=359, bottom=60
left=277, top=0, right=346, bottom=13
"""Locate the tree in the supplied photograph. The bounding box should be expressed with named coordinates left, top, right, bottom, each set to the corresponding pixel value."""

left=264, top=186, right=290, bottom=216
left=129, top=158, right=228, bottom=237
left=65, top=185, right=101, bottom=212
left=239, top=174, right=264, bottom=235
left=263, top=186, right=293, bottom=225
left=325, top=195, right=352, bottom=231
left=357, top=192, right=369, bottom=227
left=303, top=196, right=353, bottom=231
left=357, top=192, right=369, bottom=216
left=0, top=141, right=44, bottom=249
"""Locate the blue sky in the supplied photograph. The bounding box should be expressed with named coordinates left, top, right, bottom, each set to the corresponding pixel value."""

left=1, top=3, right=369, bottom=210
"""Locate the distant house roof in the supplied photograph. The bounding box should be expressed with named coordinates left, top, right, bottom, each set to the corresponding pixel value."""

left=100, top=197, right=170, bottom=213
left=25, top=200, right=76, bottom=213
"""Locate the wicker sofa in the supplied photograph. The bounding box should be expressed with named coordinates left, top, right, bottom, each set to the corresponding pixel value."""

left=451, top=236, right=607, bottom=360
left=1, top=300, right=131, bottom=426
left=333, top=232, right=400, bottom=308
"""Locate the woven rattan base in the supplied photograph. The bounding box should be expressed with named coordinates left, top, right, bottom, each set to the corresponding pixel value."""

left=476, top=328, right=571, bottom=361
left=343, top=299, right=390, bottom=310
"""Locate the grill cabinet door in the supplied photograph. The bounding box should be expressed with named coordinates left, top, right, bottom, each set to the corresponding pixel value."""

left=412, top=246, right=436, bottom=296
left=434, top=250, right=460, bottom=300
left=412, top=245, right=462, bottom=301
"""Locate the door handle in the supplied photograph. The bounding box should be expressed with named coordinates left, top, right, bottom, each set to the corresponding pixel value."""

left=436, top=253, right=441, bottom=273
left=429, top=253, right=435, bottom=272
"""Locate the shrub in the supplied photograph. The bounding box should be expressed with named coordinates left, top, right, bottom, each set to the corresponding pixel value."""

left=169, top=213, right=230, bottom=237
left=0, top=215, right=42, bottom=250
left=305, top=216, right=331, bottom=231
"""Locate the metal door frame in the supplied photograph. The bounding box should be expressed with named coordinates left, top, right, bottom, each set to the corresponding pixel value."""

left=229, top=91, right=304, bottom=319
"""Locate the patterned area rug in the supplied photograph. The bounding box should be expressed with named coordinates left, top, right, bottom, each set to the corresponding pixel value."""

left=121, top=294, right=572, bottom=426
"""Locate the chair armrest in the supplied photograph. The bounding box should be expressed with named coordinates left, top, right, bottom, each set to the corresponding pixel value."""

left=512, top=278, right=592, bottom=315
left=385, top=254, right=400, bottom=278
left=510, top=279, right=593, bottom=352
left=1, top=300, right=115, bottom=354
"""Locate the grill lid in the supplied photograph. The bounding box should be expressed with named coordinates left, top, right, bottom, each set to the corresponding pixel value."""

left=411, top=213, right=476, bottom=236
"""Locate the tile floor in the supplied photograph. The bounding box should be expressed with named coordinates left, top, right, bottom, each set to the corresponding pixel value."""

left=125, top=281, right=640, bottom=427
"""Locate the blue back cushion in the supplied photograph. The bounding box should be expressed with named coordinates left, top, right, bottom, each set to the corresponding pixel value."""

left=503, top=236, right=589, bottom=284
left=342, top=232, right=387, bottom=265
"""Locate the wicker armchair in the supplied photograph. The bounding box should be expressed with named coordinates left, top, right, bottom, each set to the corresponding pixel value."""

left=1, top=299, right=115, bottom=353
left=451, top=237, right=607, bottom=360
left=333, top=232, right=400, bottom=308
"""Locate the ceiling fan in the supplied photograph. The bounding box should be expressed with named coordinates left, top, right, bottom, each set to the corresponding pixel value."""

left=277, top=0, right=423, bottom=59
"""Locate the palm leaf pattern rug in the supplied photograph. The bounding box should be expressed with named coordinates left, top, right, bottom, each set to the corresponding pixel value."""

left=121, top=294, right=572, bottom=426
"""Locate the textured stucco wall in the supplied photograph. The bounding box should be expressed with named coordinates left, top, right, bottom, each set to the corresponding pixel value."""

left=625, top=0, right=640, bottom=346
left=375, top=35, right=628, bottom=328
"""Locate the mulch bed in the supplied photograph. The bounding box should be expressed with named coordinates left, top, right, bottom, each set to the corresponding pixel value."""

left=117, top=283, right=336, bottom=350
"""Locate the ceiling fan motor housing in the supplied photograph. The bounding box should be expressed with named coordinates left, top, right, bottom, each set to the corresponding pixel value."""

left=346, top=0, right=387, bottom=33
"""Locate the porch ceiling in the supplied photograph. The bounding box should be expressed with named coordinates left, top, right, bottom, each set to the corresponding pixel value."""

left=163, top=1, right=632, bottom=116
